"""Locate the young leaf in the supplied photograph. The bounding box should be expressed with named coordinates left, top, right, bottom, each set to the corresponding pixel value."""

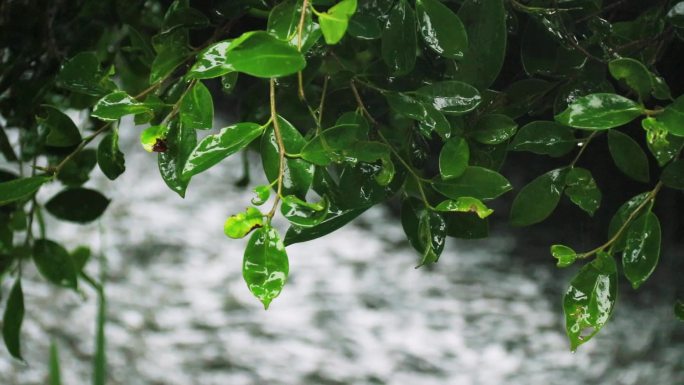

left=2, top=279, right=24, bottom=361
left=318, top=0, right=358, bottom=45
left=38, top=106, right=82, bottom=147
left=225, top=31, right=306, bottom=78
left=158, top=119, right=197, bottom=197
left=608, top=58, right=653, bottom=100
left=510, top=168, right=568, bottom=226
left=622, top=212, right=661, bottom=289
left=471, top=114, right=518, bottom=145
left=433, top=166, right=512, bottom=200
left=251, top=185, right=271, bottom=206
left=607, top=130, right=650, bottom=183
left=415, top=0, right=467, bottom=59
left=564, top=167, right=602, bottom=216
left=268, top=0, right=321, bottom=50
left=33, top=239, right=78, bottom=289
left=0, top=176, right=50, bottom=206
left=97, top=130, right=125, bottom=180
left=439, top=137, right=469, bottom=180
left=92, top=91, right=152, bottom=121
left=510, top=121, right=576, bottom=157
left=45, top=188, right=110, bottom=224
left=555, top=93, right=643, bottom=130
left=243, top=226, right=289, bottom=309
left=551, top=245, right=577, bottom=268
left=224, top=207, right=264, bottom=239
left=141, top=125, right=169, bottom=152
left=661, top=159, right=684, bottom=189
left=381, top=0, right=417, bottom=75
left=417, top=81, right=482, bottom=115
left=563, top=252, right=618, bottom=351
left=434, top=197, right=493, bottom=219
left=179, top=81, right=214, bottom=130
left=401, top=198, right=447, bottom=266
left=280, top=195, right=328, bottom=228
left=655, top=95, right=684, bottom=137
left=182, top=122, right=264, bottom=179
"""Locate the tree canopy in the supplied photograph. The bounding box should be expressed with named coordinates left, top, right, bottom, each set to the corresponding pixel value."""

left=1, top=0, right=684, bottom=373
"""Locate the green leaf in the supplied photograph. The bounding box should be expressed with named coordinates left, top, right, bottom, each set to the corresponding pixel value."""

left=0, top=176, right=50, bottom=206
left=675, top=300, right=684, bottom=321
left=300, top=123, right=368, bottom=165
left=162, top=0, right=209, bottom=32
left=415, top=0, right=467, bottom=59
left=654, top=95, right=684, bottom=137
left=45, top=188, right=110, bottom=224
left=158, top=120, right=196, bottom=197
left=150, top=29, right=191, bottom=83
left=439, top=137, right=469, bottom=180
left=421, top=104, right=452, bottom=140
left=551, top=244, right=577, bottom=268
left=268, top=0, right=321, bottom=50
left=318, top=0, right=357, bottom=44
left=284, top=206, right=368, bottom=245
left=510, top=121, right=576, bottom=157
left=187, top=41, right=235, bottom=80
left=92, top=91, right=152, bottom=121
left=385, top=92, right=426, bottom=121
left=416, top=81, right=482, bottom=115
left=183, top=122, right=264, bottom=179
left=607, top=130, right=650, bottom=183
left=401, top=198, right=447, bottom=266
left=348, top=13, right=381, bottom=40
left=56, top=52, right=114, bottom=96
left=433, top=166, right=512, bottom=201
left=661, top=159, right=684, bottom=189
left=563, top=252, right=617, bottom=351
left=337, top=162, right=402, bottom=208
left=49, top=341, right=63, bottom=385
left=643, top=118, right=684, bottom=166
left=97, top=130, right=126, bottom=180
left=33, top=239, right=78, bottom=289
left=224, top=207, right=264, bottom=239
left=564, top=167, right=602, bottom=216
left=454, top=0, right=506, bottom=89
left=280, top=195, right=328, bottom=227
left=555, top=93, right=643, bottom=130
left=180, top=81, right=214, bottom=129
left=471, top=114, right=518, bottom=145
left=608, top=192, right=650, bottom=252
left=445, top=212, right=488, bottom=239
left=226, top=31, right=306, bottom=78
left=2, top=278, right=24, bottom=360
left=608, top=58, right=653, bottom=100
left=622, top=211, right=661, bottom=289
left=261, top=116, right=314, bottom=199
left=243, top=226, right=289, bottom=309
left=667, top=2, right=684, bottom=28
left=434, top=197, right=493, bottom=219
left=56, top=149, right=97, bottom=187
left=251, top=185, right=271, bottom=206
left=381, top=0, right=417, bottom=75
left=141, top=125, right=169, bottom=152
left=510, top=168, right=568, bottom=226
left=38, top=106, right=82, bottom=147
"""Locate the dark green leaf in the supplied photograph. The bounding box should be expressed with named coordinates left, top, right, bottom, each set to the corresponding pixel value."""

left=471, top=114, right=518, bottom=145
left=510, top=168, right=568, bottom=226
left=622, top=211, right=661, bottom=289
left=159, top=119, right=196, bottom=197
left=564, top=167, right=602, bottom=216
left=661, top=159, right=684, bottom=189
left=415, top=0, right=467, bottom=59
left=381, top=0, right=417, bottom=75
left=608, top=58, right=653, bottom=100
left=150, top=29, right=191, bottom=83
left=243, top=226, right=289, bottom=309
left=439, top=137, right=469, bottom=180
left=57, top=149, right=97, bottom=187
left=675, top=300, right=684, bottom=321
left=226, top=31, right=306, bottom=78
left=607, top=130, right=650, bottom=183
left=555, top=93, right=643, bottom=130
left=445, top=212, right=488, bottom=239
left=667, top=2, right=684, bottom=28
left=0, top=176, right=50, bottom=206
left=433, top=166, right=512, bottom=201
left=510, top=121, right=576, bottom=157
left=2, top=279, right=24, bottom=360
left=183, top=122, right=264, bottom=179
left=180, top=81, right=214, bottom=130
left=416, top=81, right=482, bottom=115
left=284, top=206, right=368, bottom=245
left=655, top=95, right=684, bottom=137
left=97, top=130, right=126, bottom=180
left=401, top=198, right=446, bottom=266
left=38, top=106, right=82, bottom=147
left=56, top=52, right=113, bottom=96
left=45, top=188, right=110, bottom=224
left=224, top=206, right=264, bottom=239
left=33, top=239, right=78, bottom=289
left=162, top=0, right=209, bottom=32
left=348, top=13, right=381, bottom=40
left=92, top=91, right=152, bottom=121
left=564, top=252, right=617, bottom=351
left=608, top=192, right=650, bottom=252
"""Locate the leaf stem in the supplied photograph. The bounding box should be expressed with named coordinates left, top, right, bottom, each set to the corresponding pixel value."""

left=570, top=131, right=599, bottom=167
left=297, top=0, right=310, bottom=101
left=266, top=79, right=286, bottom=222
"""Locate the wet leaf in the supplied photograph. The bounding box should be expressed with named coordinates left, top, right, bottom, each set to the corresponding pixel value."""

left=510, top=168, right=568, bottom=226
left=434, top=197, right=493, bottom=219
left=471, top=114, right=518, bottom=145
left=318, top=0, right=357, bottom=45
left=243, top=226, right=289, bottom=309
left=180, top=81, right=213, bottom=130
left=551, top=244, right=577, bottom=268
left=417, top=81, right=482, bottom=115
left=97, top=130, right=126, bottom=180
left=608, top=58, right=653, bottom=100
left=251, top=185, right=271, bottom=206
left=564, top=252, right=617, bottom=351
left=284, top=206, right=368, bottom=245
left=439, top=137, right=469, bottom=180
left=226, top=31, right=306, bottom=78
left=38, top=106, right=82, bottom=147
left=158, top=119, right=196, bottom=197
left=655, top=95, right=684, bottom=137
left=433, top=166, right=512, bottom=200
left=268, top=0, right=321, bottom=50
left=510, top=121, right=576, bottom=157
left=622, top=211, right=661, bottom=289
left=564, top=167, right=602, bottom=216
left=555, top=93, right=643, bottom=130
left=280, top=195, right=328, bottom=227
left=381, top=0, right=417, bottom=75
left=415, top=0, right=467, bottom=59
left=56, top=52, right=114, bottom=96
left=608, top=192, right=650, bottom=252
left=92, top=91, right=152, bottom=121
left=401, top=198, right=446, bottom=266
left=661, top=159, right=684, bottom=189
left=187, top=41, right=235, bottom=79
left=224, top=207, right=264, bottom=239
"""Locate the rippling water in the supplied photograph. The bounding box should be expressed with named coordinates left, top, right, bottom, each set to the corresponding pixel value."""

left=1, top=119, right=683, bottom=384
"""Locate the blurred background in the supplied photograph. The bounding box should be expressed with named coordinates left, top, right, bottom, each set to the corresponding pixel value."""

left=1, top=115, right=683, bottom=385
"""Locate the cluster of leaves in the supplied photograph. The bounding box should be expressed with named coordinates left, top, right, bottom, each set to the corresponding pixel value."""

left=1, top=0, right=684, bottom=367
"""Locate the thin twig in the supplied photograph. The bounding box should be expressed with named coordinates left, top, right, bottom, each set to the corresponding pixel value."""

left=266, top=79, right=286, bottom=221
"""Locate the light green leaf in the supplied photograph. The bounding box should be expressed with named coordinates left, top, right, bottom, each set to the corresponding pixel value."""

left=243, top=226, right=289, bottom=309
left=434, top=197, right=493, bottom=219
left=280, top=195, right=328, bottom=227
left=551, top=244, right=577, bottom=268
left=187, top=41, right=235, bottom=80
left=318, top=0, right=358, bottom=45
left=180, top=81, right=214, bottom=129
left=49, top=341, right=63, bottom=385
left=252, top=185, right=271, bottom=206
left=224, top=207, right=264, bottom=239
left=555, top=93, right=643, bottom=130
left=510, top=168, right=568, bottom=226
left=654, top=95, right=684, bottom=137
left=226, top=31, right=306, bottom=78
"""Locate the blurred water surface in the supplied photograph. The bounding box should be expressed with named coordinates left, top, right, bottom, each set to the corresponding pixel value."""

left=1, top=119, right=683, bottom=385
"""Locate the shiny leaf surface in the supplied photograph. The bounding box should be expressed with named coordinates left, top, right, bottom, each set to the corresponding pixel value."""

left=622, top=212, right=661, bottom=289
left=243, top=226, right=289, bottom=309
left=510, top=168, right=568, bottom=226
